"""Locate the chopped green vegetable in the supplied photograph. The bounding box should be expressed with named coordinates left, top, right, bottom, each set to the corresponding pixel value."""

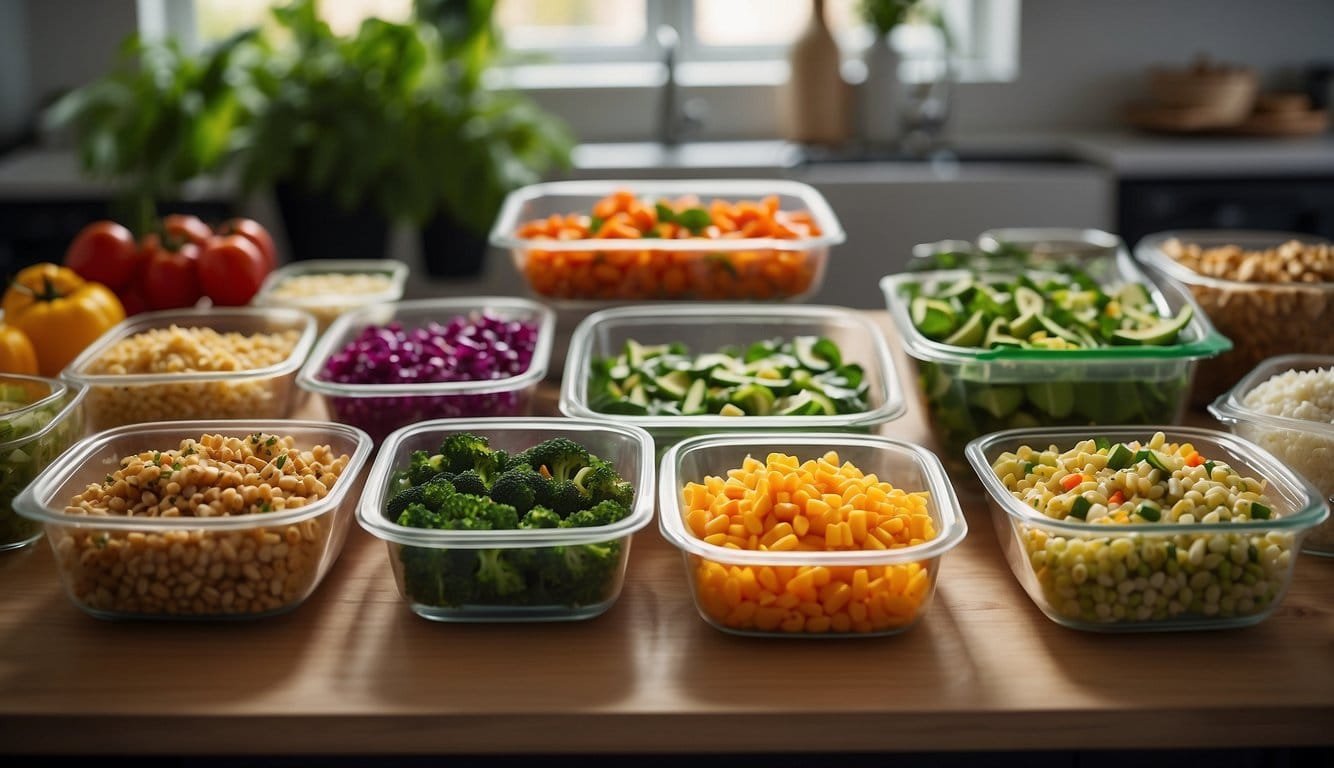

left=392, top=434, right=635, bottom=609
left=1069, top=496, right=1091, bottom=520
left=1, top=390, right=79, bottom=547
left=588, top=336, right=870, bottom=417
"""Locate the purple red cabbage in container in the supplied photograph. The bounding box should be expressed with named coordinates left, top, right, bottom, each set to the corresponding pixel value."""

left=316, top=312, right=542, bottom=442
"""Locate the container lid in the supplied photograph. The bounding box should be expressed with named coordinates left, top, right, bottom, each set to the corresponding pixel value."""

left=976, top=227, right=1123, bottom=258
left=252, top=259, right=409, bottom=310
left=488, top=179, right=846, bottom=252
left=296, top=297, right=555, bottom=398
left=880, top=250, right=1231, bottom=366
left=1134, top=229, right=1334, bottom=292
left=14, top=419, right=374, bottom=530
left=61, top=307, right=318, bottom=386
left=559, top=303, right=905, bottom=430
left=658, top=432, right=968, bottom=566
left=964, top=424, right=1329, bottom=535
left=1209, top=353, right=1334, bottom=442
left=356, top=417, right=657, bottom=548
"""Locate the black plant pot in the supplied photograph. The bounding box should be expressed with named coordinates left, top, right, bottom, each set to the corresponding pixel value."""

left=274, top=182, right=390, bottom=262
left=420, top=212, right=488, bottom=278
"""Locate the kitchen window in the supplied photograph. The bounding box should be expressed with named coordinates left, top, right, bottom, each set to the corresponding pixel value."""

left=167, top=0, right=1018, bottom=84
left=148, top=0, right=1017, bottom=140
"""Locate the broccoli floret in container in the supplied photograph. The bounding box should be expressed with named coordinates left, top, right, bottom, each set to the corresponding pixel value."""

left=518, top=506, right=562, bottom=529
left=404, top=450, right=449, bottom=487
left=562, top=499, right=630, bottom=529
left=489, top=465, right=545, bottom=514
left=439, top=433, right=508, bottom=482
left=574, top=460, right=635, bottom=507
left=389, top=432, right=637, bottom=610
left=437, top=494, right=519, bottom=531
left=475, top=549, right=525, bottom=598
left=514, top=437, right=592, bottom=484
left=540, top=541, right=623, bottom=606
left=450, top=469, right=491, bottom=497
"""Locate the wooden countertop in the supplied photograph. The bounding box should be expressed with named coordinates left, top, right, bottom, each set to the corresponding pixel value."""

left=1, top=311, right=1331, bottom=756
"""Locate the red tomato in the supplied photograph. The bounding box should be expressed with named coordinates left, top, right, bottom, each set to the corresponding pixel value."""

left=116, top=286, right=150, bottom=317
left=64, top=221, right=141, bottom=291
left=217, top=218, right=278, bottom=274
left=198, top=235, right=267, bottom=306
left=162, top=214, right=213, bottom=249
left=116, top=255, right=151, bottom=316
left=141, top=234, right=202, bottom=310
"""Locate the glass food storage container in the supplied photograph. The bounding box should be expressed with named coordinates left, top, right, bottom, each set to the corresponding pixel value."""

left=488, top=179, right=845, bottom=304
left=965, top=425, right=1327, bottom=632
left=356, top=417, right=655, bottom=622
left=251, top=259, right=408, bottom=333
left=1209, top=354, right=1334, bottom=557
left=297, top=297, right=555, bottom=444
left=13, top=419, right=373, bottom=620
left=0, top=375, right=85, bottom=551
left=910, top=228, right=1123, bottom=275
left=1135, top=230, right=1334, bottom=406
left=560, top=303, right=904, bottom=446
left=659, top=432, right=967, bottom=638
left=61, top=307, right=317, bottom=431
left=881, top=251, right=1230, bottom=465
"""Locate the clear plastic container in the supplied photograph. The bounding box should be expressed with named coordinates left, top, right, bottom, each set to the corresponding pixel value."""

left=965, top=425, right=1328, bottom=632
left=13, top=419, right=373, bottom=620
left=61, top=307, right=316, bottom=431
left=1209, top=354, right=1334, bottom=557
left=251, top=259, right=408, bottom=333
left=881, top=250, right=1230, bottom=464
left=356, top=417, right=655, bottom=622
left=910, top=228, right=1124, bottom=276
left=560, top=303, right=905, bottom=445
left=977, top=227, right=1123, bottom=262
left=0, top=375, right=85, bottom=551
left=488, top=179, right=845, bottom=304
left=297, top=297, right=555, bottom=444
left=659, top=432, right=967, bottom=638
left=1135, top=230, right=1334, bottom=406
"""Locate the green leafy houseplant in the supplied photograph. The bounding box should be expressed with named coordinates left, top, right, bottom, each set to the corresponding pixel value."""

left=858, top=0, right=920, bottom=37
left=47, top=0, right=572, bottom=267
left=43, top=30, right=267, bottom=234
left=237, top=0, right=571, bottom=248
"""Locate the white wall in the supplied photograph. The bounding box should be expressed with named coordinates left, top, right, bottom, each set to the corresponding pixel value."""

left=949, top=0, right=1334, bottom=134
left=23, top=0, right=139, bottom=120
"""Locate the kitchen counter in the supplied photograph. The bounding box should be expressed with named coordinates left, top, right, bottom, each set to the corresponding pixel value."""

left=1, top=311, right=1331, bottom=757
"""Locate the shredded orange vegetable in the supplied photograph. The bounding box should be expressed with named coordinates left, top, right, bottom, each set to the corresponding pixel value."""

left=681, top=451, right=937, bottom=635
left=515, top=190, right=822, bottom=300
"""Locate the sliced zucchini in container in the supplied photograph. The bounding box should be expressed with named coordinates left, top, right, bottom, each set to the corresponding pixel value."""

left=681, top=378, right=709, bottom=414
left=653, top=370, right=693, bottom=400
left=968, top=385, right=1023, bottom=419
left=729, top=384, right=775, bottom=416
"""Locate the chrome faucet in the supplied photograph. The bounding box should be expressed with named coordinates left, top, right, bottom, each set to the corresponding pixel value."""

left=656, top=24, right=703, bottom=146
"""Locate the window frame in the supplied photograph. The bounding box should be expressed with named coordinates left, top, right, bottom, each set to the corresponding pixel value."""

left=158, top=0, right=1020, bottom=141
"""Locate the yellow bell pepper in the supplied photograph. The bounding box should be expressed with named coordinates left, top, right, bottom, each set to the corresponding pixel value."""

left=2, top=263, right=125, bottom=377
left=0, top=323, right=39, bottom=376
